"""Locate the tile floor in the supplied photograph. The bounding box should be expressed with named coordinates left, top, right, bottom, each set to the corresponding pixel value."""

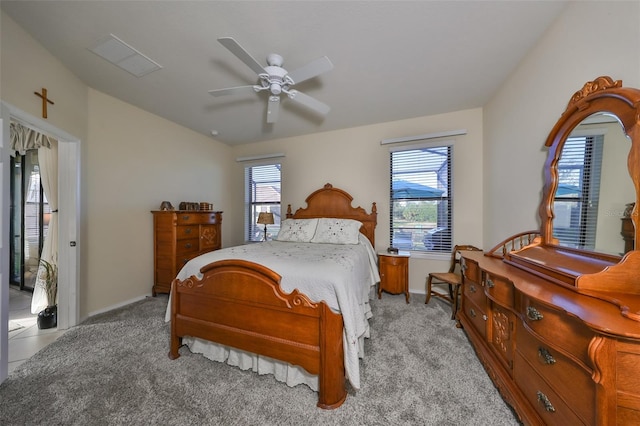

left=8, top=286, right=66, bottom=374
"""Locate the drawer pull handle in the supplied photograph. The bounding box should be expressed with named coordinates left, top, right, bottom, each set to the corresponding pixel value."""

left=482, top=314, right=488, bottom=321
left=527, top=306, right=544, bottom=321
left=536, top=391, right=556, bottom=412
left=470, top=284, right=477, bottom=293
left=486, top=278, right=495, bottom=288
left=538, top=347, right=556, bottom=365
left=470, top=308, right=476, bottom=318
left=185, top=228, right=192, bottom=234
left=184, top=243, right=192, bottom=249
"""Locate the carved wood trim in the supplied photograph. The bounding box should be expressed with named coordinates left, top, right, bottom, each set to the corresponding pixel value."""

left=285, top=183, right=377, bottom=246
left=200, top=227, right=217, bottom=245
left=492, top=309, right=510, bottom=356
left=567, top=76, right=622, bottom=110
left=589, top=335, right=617, bottom=424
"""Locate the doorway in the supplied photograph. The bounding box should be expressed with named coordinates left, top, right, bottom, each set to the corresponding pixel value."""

left=1, top=101, right=81, bottom=383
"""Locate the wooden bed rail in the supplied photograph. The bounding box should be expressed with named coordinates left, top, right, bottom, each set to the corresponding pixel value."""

left=169, top=259, right=347, bottom=409
left=485, top=230, right=541, bottom=259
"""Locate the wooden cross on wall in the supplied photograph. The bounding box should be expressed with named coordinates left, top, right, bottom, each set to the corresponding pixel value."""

left=34, top=87, right=54, bottom=119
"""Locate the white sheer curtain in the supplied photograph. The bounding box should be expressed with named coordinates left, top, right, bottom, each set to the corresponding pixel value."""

left=9, top=121, right=58, bottom=314
left=31, top=139, right=58, bottom=313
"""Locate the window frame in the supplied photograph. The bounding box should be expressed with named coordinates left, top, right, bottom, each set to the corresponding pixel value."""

left=389, top=141, right=454, bottom=254
left=244, top=161, right=282, bottom=242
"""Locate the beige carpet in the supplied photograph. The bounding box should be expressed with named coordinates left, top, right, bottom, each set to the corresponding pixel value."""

left=0, top=294, right=520, bottom=425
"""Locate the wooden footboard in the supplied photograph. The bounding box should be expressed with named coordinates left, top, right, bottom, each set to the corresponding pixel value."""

left=168, top=259, right=347, bottom=409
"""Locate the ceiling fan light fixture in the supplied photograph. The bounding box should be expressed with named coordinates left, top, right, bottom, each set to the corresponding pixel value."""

left=270, top=83, right=282, bottom=95
left=266, top=53, right=283, bottom=67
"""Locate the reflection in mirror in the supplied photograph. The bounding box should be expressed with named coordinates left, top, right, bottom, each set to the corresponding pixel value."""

left=552, top=113, right=633, bottom=255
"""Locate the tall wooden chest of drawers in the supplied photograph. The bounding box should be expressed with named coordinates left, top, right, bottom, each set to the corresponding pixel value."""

left=152, top=210, right=223, bottom=295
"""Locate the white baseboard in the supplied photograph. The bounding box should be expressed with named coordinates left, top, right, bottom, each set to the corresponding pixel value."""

left=86, top=294, right=153, bottom=318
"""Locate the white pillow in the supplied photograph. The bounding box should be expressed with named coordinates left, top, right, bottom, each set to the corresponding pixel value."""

left=275, top=218, right=318, bottom=242
left=310, top=218, right=363, bottom=245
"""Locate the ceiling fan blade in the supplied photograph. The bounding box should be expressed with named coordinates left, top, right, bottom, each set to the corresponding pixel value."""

left=286, top=56, right=334, bottom=84
left=287, top=90, right=330, bottom=116
left=218, top=37, right=265, bottom=75
left=267, top=96, right=280, bottom=123
left=208, top=85, right=257, bottom=97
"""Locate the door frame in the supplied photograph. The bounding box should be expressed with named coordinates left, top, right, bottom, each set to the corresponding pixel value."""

left=0, top=101, right=80, bottom=383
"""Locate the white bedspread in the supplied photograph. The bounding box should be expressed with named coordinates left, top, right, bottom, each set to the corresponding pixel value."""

left=165, top=234, right=380, bottom=390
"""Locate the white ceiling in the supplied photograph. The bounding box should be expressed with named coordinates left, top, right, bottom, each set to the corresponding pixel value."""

left=1, top=1, right=567, bottom=146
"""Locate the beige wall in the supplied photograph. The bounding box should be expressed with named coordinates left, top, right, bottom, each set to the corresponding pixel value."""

left=483, top=1, right=640, bottom=247
left=232, top=108, right=484, bottom=294
left=0, top=12, right=88, bottom=145
left=85, top=89, right=233, bottom=314
left=1, top=11, right=234, bottom=317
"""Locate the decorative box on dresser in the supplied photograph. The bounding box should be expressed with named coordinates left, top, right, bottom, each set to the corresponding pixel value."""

left=458, top=77, right=640, bottom=425
left=377, top=251, right=410, bottom=303
left=152, top=210, right=222, bottom=295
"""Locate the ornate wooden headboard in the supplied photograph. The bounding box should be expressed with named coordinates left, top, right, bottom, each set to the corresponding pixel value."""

left=285, top=183, right=378, bottom=247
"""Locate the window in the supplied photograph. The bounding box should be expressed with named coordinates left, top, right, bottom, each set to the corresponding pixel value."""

left=390, top=144, right=452, bottom=253
left=553, top=135, right=603, bottom=249
left=245, top=163, right=281, bottom=242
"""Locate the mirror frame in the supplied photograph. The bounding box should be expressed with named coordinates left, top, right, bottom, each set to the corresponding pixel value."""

left=540, top=76, right=640, bottom=254
left=506, top=77, right=640, bottom=289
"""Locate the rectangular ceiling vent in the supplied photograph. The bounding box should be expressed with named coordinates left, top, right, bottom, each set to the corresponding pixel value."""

left=89, top=34, right=162, bottom=77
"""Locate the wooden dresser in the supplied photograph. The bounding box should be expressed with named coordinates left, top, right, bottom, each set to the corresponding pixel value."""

left=457, top=77, right=640, bottom=425
left=152, top=210, right=222, bottom=295
left=459, top=250, right=640, bottom=425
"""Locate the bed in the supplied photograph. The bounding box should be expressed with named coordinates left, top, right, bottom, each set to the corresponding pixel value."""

left=167, top=183, right=378, bottom=409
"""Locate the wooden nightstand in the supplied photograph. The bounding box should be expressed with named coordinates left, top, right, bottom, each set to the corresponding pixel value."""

left=377, top=251, right=410, bottom=303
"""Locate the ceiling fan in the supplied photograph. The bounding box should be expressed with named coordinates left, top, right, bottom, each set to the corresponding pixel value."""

left=209, top=37, right=333, bottom=124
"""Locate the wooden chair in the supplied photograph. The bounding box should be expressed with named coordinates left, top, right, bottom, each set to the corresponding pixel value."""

left=425, top=244, right=482, bottom=319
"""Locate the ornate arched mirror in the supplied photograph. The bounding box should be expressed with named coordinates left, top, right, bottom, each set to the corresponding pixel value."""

left=507, top=76, right=640, bottom=296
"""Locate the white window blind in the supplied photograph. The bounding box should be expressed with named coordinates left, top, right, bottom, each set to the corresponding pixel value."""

left=390, top=145, right=453, bottom=253
left=245, top=163, right=281, bottom=241
left=553, top=135, right=603, bottom=250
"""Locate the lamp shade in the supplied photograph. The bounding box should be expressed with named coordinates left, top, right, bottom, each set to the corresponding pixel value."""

left=257, top=212, right=275, bottom=225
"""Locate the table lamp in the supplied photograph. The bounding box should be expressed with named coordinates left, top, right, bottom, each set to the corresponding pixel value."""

left=257, top=212, right=274, bottom=241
